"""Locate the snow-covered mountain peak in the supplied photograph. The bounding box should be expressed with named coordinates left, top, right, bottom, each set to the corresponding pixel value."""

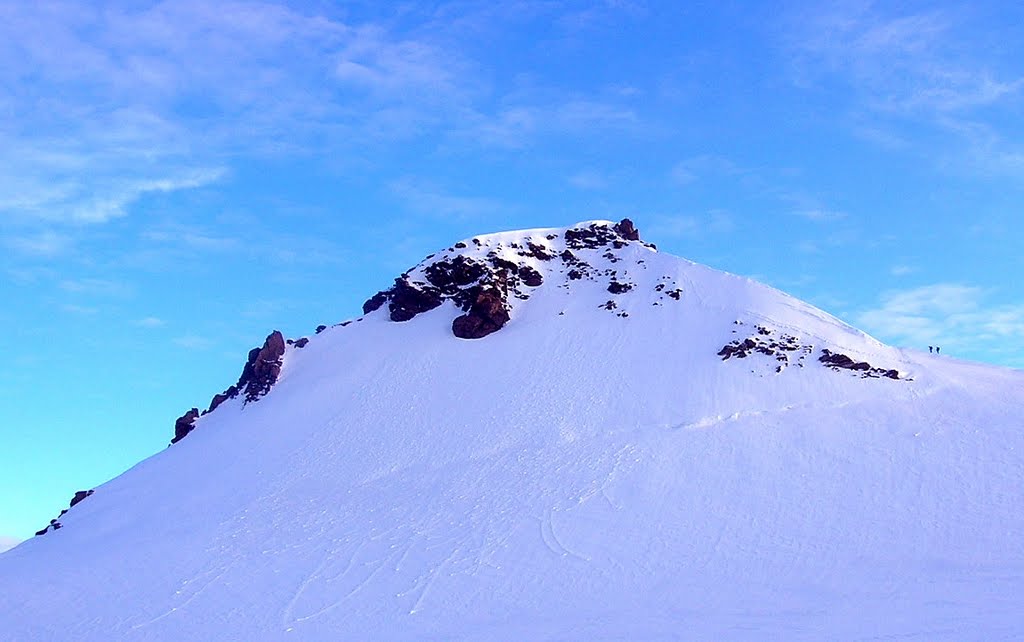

left=361, top=218, right=654, bottom=338
left=7, top=217, right=1024, bottom=640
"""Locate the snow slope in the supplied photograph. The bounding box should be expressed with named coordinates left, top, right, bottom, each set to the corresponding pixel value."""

left=2, top=220, right=1023, bottom=640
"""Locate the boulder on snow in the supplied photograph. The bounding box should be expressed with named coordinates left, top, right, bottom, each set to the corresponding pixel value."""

left=34, top=489, right=95, bottom=537
left=170, top=407, right=200, bottom=444
left=613, top=218, right=640, bottom=241
left=452, top=287, right=511, bottom=339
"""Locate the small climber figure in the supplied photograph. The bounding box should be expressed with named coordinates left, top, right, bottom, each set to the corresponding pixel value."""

left=936, top=346, right=941, bottom=354
left=929, top=346, right=933, bottom=353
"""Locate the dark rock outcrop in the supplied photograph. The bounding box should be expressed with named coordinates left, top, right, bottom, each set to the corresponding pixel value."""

left=820, top=349, right=901, bottom=379
left=387, top=279, right=444, bottom=322
left=170, top=407, right=200, bottom=444
left=362, top=291, right=388, bottom=314
left=718, top=326, right=811, bottom=372
left=237, top=331, right=286, bottom=402
left=613, top=218, right=640, bottom=241
left=452, top=287, right=511, bottom=339
left=519, top=266, right=543, bottom=287
left=607, top=281, right=633, bottom=294
left=425, top=255, right=488, bottom=291
left=34, top=489, right=94, bottom=537
left=565, top=223, right=621, bottom=250
left=69, top=489, right=93, bottom=508
left=360, top=219, right=648, bottom=340
left=173, top=331, right=289, bottom=445
left=207, top=387, right=237, bottom=414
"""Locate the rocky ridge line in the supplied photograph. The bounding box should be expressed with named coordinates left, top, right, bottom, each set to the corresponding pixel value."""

left=362, top=218, right=654, bottom=339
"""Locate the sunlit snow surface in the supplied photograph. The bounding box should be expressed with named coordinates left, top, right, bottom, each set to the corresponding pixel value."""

left=3, top=223, right=1023, bottom=640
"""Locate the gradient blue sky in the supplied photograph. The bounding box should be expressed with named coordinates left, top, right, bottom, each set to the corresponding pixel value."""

left=3, top=1, right=1023, bottom=541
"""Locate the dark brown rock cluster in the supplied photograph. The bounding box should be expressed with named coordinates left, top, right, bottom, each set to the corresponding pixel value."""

left=237, top=331, right=286, bottom=402
left=718, top=324, right=903, bottom=380
left=820, top=349, right=900, bottom=379
left=360, top=219, right=649, bottom=340
left=34, top=489, right=94, bottom=537
left=170, top=407, right=201, bottom=444
left=171, top=330, right=290, bottom=445
left=452, top=286, right=511, bottom=339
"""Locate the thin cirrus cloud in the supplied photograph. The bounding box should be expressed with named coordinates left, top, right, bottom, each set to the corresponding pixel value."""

left=389, top=177, right=509, bottom=220
left=0, top=2, right=460, bottom=228
left=133, top=317, right=166, bottom=329
left=785, top=4, right=1024, bottom=176
left=857, top=283, right=1024, bottom=359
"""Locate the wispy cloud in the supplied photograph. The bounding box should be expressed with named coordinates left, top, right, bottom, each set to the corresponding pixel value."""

left=669, top=155, right=740, bottom=185
left=142, top=223, right=240, bottom=252
left=785, top=4, right=1024, bottom=178
left=60, top=303, right=99, bottom=316
left=133, top=317, right=166, bottom=329
left=648, top=210, right=735, bottom=239
left=389, top=177, right=507, bottom=219
left=173, top=335, right=214, bottom=350
left=568, top=170, right=609, bottom=190
left=857, top=283, right=1024, bottom=358
left=5, top=230, right=72, bottom=257
left=790, top=6, right=1023, bottom=115
left=795, top=209, right=847, bottom=222
left=59, top=278, right=132, bottom=297
left=890, top=264, right=916, bottom=277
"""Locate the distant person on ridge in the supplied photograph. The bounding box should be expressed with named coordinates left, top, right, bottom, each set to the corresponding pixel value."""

left=936, top=346, right=941, bottom=354
left=929, top=346, right=933, bottom=353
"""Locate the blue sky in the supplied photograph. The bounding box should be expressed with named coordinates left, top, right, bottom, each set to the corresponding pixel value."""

left=2, top=1, right=1023, bottom=541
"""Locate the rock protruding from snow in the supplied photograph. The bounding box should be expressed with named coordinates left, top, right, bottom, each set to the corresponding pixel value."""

left=362, top=219, right=647, bottom=339
left=171, top=330, right=290, bottom=445
left=237, top=331, right=287, bottom=402
left=170, top=407, right=201, bottom=445
left=820, top=349, right=901, bottom=379
left=453, top=284, right=511, bottom=339
left=33, top=489, right=94, bottom=537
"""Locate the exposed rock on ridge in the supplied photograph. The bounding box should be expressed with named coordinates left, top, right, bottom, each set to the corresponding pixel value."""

left=362, top=219, right=649, bottom=340
left=34, top=489, right=94, bottom=537
left=171, top=330, right=289, bottom=445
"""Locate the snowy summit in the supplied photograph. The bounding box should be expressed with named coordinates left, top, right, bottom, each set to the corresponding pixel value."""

left=2, top=219, right=1023, bottom=640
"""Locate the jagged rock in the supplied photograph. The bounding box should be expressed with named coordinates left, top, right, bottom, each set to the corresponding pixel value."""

left=294, top=338, right=309, bottom=349
left=490, top=256, right=519, bottom=273
left=173, top=331, right=289, bottom=445
left=34, top=490, right=95, bottom=537
left=69, top=490, right=94, bottom=508
left=613, top=218, right=640, bottom=241
left=452, top=287, right=510, bottom=339
left=236, top=331, right=286, bottom=402
left=565, top=223, right=620, bottom=249
left=363, top=291, right=388, bottom=314
left=387, top=279, right=444, bottom=322
left=526, top=242, right=554, bottom=260
left=819, top=349, right=902, bottom=379
left=170, top=408, right=200, bottom=444
left=207, top=386, right=237, bottom=414
left=520, top=266, right=543, bottom=287
left=607, top=281, right=633, bottom=294
left=425, top=256, right=488, bottom=291
left=315, top=325, right=327, bottom=334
